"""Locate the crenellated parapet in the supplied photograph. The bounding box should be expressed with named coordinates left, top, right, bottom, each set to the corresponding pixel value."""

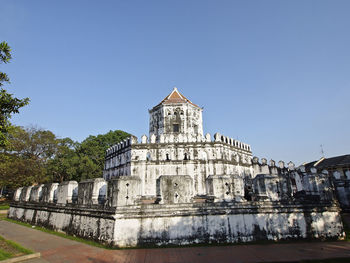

left=107, top=133, right=251, bottom=152
left=106, top=136, right=137, bottom=157
left=213, top=132, right=251, bottom=151
left=103, top=133, right=253, bottom=181
left=249, top=157, right=335, bottom=202
left=78, top=178, right=107, bottom=206
left=13, top=160, right=336, bottom=210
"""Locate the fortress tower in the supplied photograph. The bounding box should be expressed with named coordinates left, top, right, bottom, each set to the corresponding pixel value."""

left=103, top=87, right=253, bottom=198
left=149, top=87, right=203, bottom=140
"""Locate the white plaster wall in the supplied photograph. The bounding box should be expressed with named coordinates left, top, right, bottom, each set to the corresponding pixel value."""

left=8, top=205, right=343, bottom=248
left=8, top=207, right=24, bottom=219
left=23, top=209, right=34, bottom=221
left=35, top=210, right=50, bottom=225
left=57, top=181, right=78, bottom=204
left=311, top=211, right=343, bottom=238
left=126, top=143, right=252, bottom=197
left=114, top=218, right=141, bottom=247
left=99, top=219, right=115, bottom=242
left=72, top=215, right=99, bottom=237
left=8, top=207, right=115, bottom=244
left=13, top=188, right=23, bottom=201
left=112, top=211, right=341, bottom=247
left=49, top=212, right=71, bottom=230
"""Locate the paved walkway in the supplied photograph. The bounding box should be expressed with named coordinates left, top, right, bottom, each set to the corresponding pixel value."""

left=0, top=220, right=350, bottom=263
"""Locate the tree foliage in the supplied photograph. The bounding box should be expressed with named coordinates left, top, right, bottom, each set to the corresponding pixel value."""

left=0, top=126, right=56, bottom=188
left=0, top=126, right=129, bottom=189
left=0, top=41, right=29, bottom=147
left=0, top=41, right=11, bottom=87
left=47, top=130, right=129, bottom=182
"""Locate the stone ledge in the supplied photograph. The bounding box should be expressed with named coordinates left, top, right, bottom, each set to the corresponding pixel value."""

left=1, top=252, right=41, bottom=263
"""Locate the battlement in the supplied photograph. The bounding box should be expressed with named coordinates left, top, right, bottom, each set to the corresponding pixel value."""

left=252, top=156, right=295, bottom=174
left=213, top=132, right=251, bottom=151
left=105, top=136, right=137, bottom=156
left=251, top=156, right=330, bottom=176
left=106, top=132, right=251, bottom=158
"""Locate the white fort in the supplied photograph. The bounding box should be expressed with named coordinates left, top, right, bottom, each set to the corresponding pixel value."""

left=10, top=87, right=344, bottom=247
left=103, top=87, right=252, bottom=200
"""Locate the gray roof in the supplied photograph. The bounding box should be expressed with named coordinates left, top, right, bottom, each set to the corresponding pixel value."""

left=304, top=154, right=350, bottom=170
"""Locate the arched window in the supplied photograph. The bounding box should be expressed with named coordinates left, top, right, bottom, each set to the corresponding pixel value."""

left=184, top=153, right=188, bottom=160
left=166, top=153, right=170, bottom=161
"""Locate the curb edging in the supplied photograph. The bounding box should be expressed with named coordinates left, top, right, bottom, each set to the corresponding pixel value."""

left=1, top=252, right=41, bottom=263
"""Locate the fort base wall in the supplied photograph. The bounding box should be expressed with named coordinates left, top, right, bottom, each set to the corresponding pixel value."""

left=9, top=201, right=344, bottom=248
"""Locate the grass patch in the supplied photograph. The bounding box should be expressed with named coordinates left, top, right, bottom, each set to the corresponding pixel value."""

left=0, top=200, right=9, bottom=210
left=0, top=205, right=9, bottom=210
left=0, top=250, right=12, bottom=261
left=0, top=235, right=33, bottom=260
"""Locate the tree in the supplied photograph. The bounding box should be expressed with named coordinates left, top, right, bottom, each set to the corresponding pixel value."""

left=77, top=130, right=129, bottom=172
left=0, top=42, right=11, bottom=86
left=46, top=138, right=80, bottom=183
left=0, top=126, right=58, bottom=188
left=0, top=126, right=130, bottom=189
left=0, top=41, right=29, bottom=147
left=46, top=130, right=130, bottom=183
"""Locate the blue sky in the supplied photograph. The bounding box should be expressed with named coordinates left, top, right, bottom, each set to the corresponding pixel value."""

left=1, top=0, right=349, bottom=165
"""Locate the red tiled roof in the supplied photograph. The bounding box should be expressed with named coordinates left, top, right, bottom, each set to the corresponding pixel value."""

left=157, top=87, right=200, bottom=108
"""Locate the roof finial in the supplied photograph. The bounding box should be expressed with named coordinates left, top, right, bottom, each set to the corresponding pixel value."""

left=173, top=86, right=177, bottom=91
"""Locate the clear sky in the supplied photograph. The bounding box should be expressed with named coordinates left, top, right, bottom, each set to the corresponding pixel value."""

left=1, top=0, right=350, bottom=165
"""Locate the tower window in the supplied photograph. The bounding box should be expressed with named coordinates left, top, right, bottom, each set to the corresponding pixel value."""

left=173, top=124, right=179, bottom=132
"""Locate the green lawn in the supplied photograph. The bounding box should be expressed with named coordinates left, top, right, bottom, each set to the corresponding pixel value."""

left=0, top=235, right=33, bottom=261
left=0, top=205, right=9, bottom=210
left=0, top=200, right=10, bottom=210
